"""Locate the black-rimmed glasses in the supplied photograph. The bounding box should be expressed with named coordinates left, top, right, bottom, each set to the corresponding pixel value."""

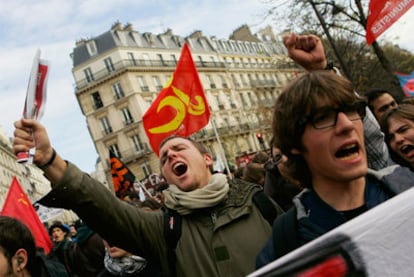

left=299, top=101, right=366, bottom=129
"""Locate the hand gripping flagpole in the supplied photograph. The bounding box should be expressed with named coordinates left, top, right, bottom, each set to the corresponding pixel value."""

left=17, top=50, right=50, bottom=163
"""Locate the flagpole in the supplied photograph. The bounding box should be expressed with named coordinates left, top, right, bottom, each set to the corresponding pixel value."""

left=211, top=118, right=233, bottom=179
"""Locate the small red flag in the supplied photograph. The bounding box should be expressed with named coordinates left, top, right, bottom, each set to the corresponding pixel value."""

left=1, top=177, right=52, bottom=254
left=366, top=0, right=414, bottom=45
left=110, top=151, right=137, bottom=199
left=143, top=42, right=211, bottom=155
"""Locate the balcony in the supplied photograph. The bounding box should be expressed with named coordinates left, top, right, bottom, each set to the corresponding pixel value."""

left=123, top=118, right=134, bottom=126
left=250, top=79, right=277, bottom=88
left=122, top=144, right=150, bottom=163
left=75, top=59, right=226, bottom=91
left=102, top=127, right=113, bottom=135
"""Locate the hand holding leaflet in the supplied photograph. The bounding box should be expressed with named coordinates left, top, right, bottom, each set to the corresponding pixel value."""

left=17, top=49, right=50, bottom=163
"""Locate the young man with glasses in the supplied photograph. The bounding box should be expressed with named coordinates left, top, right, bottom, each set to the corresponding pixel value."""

left=256, top=70, right=414, bottom=268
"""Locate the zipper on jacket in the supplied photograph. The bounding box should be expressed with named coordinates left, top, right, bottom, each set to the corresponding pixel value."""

left=211, top=211, right=217, bottom=226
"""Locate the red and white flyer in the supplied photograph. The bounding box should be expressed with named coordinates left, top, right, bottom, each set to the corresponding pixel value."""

left=17, top=50, right=50, bottom=163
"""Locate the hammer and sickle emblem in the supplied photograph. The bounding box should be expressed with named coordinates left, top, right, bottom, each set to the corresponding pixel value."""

left=18, top=194, right=29, bottom=206
left=149, top=78, right=206, bottom=134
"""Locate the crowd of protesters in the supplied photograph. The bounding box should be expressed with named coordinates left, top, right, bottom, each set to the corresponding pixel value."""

left=5, top=32, right=414, bottom=276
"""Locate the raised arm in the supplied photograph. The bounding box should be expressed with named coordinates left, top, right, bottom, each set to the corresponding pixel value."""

left=282, top=32, right=327, bottom=71
left=13, top=118, right=67, bottom=184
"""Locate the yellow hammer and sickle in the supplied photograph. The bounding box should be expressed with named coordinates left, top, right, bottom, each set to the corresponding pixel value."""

left=18, top=197, right=29, bottom=206
left=148, top=79, right=206, bottom=134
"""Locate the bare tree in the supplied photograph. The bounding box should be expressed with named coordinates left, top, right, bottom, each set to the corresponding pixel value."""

left=264, top=0, right=409, bottom=95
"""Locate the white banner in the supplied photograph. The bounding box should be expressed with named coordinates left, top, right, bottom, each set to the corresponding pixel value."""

left=34, top=202, right=64, bottom=223
left=250, top=187, right=414, bottom=277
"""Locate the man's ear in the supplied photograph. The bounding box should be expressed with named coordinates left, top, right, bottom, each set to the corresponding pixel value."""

left=13, top=248, right=28, bottom=272
left=204, top=153, right=213, bottom=167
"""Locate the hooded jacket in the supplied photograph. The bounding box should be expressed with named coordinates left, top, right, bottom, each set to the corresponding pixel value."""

left=39, top=162, right=283, bottom=277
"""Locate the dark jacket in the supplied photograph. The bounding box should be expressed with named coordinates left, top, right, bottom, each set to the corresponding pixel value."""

left=48, top=237, right=73, bottom=274
left=70, top=225, right=106, bottom=276
left=32, top=250, right=69, bottom=277
left=256, top=165, right=414, bottom=268
left=263, top=164, right=302, bottom=211
left=39, top=163, right=283, bottom=277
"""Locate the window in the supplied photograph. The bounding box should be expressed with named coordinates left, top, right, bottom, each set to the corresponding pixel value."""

left=232, top=74, right=240, bottom=87
left=229, top=96, right=237, bottom=108
left=101, top=117, right=112, bottom=134
left=112, top=82, right=124, bottom=99
left=141, top=163, right=151, bottom=177
left=84, top=68, right=94, bottom=83
left=220, top=75, right=228, bottom=88
left=127, top=52, right=136, bottom=66
left=86, top=41, right=97, bottom=56
left=216, top=95, right=224, bottom=110
left=210, top=56, right=216, bottom=66
left=207, top=75, right=216, bottom=89
left=92, top=92, right=103, bottom=109
left=104, top=57, right=115, bottom=73
left=152, top=76, right=163, bottom=91
left=144, top=97, right=153, bottom=108
left=121, top=107, right=134, bottom=125
left=240, top=74, right=248, bottom=86
left=109, top=144, right=121, bottom=158
left=171, top=54, right=177, bottom=65
left=131, top=135, right=144, bottom=152
left=157, top=54, right=165, bottom=65
left=137, top=76, right=149, bottom=92
left=240, top=92, right=248, bottom=106
left=142, top=54, right=151, bottom=66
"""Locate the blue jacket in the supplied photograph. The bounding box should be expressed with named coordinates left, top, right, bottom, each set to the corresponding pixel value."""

left=256, top=165, right=414, bottom=268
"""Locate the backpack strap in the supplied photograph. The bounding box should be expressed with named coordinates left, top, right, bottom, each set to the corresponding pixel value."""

left=272, top=207, right=299, bottom=259
left=252, top=190, right=279, bottom=225
left=163, top=208, right=182, bottom=277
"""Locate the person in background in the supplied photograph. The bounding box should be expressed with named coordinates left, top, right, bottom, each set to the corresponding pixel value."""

left=69, top=223, right=78, bottom=243
left=242, top=161, right=267, bottom=185
left=364, top=88, right=398, bottom=122
left=263, top=142, right=302, bottom=211
left=0, top=215, right=68, bottom=276
left=401, top=96, right=414, bottom=105
left=233, top=166, right=245, bottom=179
left=380, top=103, right=414, bottom=171
left=48, top=221, right=73, bottom=272
left=70, top=223, right=106, bottom=276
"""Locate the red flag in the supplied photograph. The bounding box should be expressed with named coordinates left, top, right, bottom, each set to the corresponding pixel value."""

left=1, top=177, right=52, bottom=254
left=366, top=0, right=414, bottom=45
left=143, top=42, right=211, bottom=155
left=110, top=151, right=137, bottom=198
left=395, top=71, right=414, bottom=96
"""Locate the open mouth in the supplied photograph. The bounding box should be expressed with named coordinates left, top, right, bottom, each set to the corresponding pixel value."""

left=400, top=144, right=414, bottom=155
left=335, top=144, right=359, bottom=160
left=173, top=162, right=188, bottom=176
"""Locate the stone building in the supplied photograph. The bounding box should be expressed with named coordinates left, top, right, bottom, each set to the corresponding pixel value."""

left=71, top=22, right=299, bottom=186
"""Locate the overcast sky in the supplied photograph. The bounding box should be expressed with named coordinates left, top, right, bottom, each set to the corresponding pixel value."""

left=0, top=1, right=413, bottom=173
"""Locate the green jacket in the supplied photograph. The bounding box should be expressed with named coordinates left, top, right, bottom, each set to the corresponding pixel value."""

left=40, top=162, right=283, bottom=276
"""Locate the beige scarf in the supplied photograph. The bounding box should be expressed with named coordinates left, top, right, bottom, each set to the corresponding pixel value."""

left=163, top=173, right=229, bottom=215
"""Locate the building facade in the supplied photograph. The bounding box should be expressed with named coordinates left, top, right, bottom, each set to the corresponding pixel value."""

left=71, top=22, right=299, bottom=186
